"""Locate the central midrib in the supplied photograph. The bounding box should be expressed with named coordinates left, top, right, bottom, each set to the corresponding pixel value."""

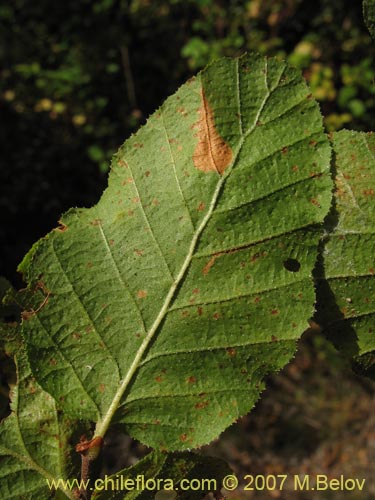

left=94, top=63, right=272, bottom=440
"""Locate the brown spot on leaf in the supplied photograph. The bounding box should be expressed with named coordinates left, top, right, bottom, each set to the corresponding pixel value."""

left=292, top=165, right=299, bottom=172
left=281, top=146, right=288, bottom=155
left=90, top=219, right=102, bottom=226
left=133, top=143, right=144, bottom=149
left=369, top=268, right=375, bottom=275
left=118, top=159, right=128, bottom=168
left=187, top=376, right=197, bottom=384
left=271, top=309, right=279, bottom=315
left=310, top=198, right=321, bottom=207
left=177, top=107, right=188, bottom=116
left=72, top=332, right=82, bottom=340
left=137, top=290, right=147, bottom=299
left=197, top=306, right=203, bottom=316
left=99, top=383, right=105, bottom=393
left=363, top=189, right=375, bottom=196
left=193, top=89, right=233, bottom=175
left=213, top=312, right=221, bottom=320
left=250, top=252, right=260, bottom=263
left=155, top=375, right=163, bottom=383
left=202, top=252, right=223, bottom=275
left=192, top=288, right=200, bottom=295
left=49, top=358, right=57, bottom=366
left=195, top=401, right=209, bottom=409
left=226, top=347, right=237, bottom=357
left=145, top=170, right=151, bottom=177
left=198, top=202, right=205, bottom=211
left=180, top=434, right=188, bottom=442
left=309, top=139, right=318, bottom=147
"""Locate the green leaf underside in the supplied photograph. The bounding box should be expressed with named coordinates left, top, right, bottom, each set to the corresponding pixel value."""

left=364, top=0, right=375, bottom=39
left=92, top=451, right=230, bottom=500
left=0, top=334, right=76, bottom=500
left=316, top=131, right=375, bottom=367
left=18, top=53, right=332, bottom=450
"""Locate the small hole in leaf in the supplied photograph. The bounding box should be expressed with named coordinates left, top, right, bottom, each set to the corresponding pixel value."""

left=283, top=258, right=301, bottom=272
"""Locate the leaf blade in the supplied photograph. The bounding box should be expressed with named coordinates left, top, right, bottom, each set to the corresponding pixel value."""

left=19, top=54, right=332, bottom=450
left=316, top=130, right=375, bottom=376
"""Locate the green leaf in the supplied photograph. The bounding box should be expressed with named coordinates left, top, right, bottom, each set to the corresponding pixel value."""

left=92, top=451, right=230, bottom=500
left=363, top=0, right=375, bottom=39
left=315, top=130, right=375, bottom=377
left=18, top=53, right=332, bottom=450
left=0, top=329, right=79, bottom=500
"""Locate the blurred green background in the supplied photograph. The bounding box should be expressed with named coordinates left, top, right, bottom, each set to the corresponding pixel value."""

left=0, top=0, right=374, bottom=284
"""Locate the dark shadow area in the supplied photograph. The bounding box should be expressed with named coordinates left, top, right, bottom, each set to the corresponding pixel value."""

left=0, top=103, right=105, bottom=287
left=313, top=145, right=374, bottom=377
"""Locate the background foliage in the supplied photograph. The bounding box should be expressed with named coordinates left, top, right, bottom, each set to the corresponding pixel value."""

left=1, top=0, right=374, bottom=286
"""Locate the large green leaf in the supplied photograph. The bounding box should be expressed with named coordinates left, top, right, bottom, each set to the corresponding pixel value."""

left=316, top=130, right=375, bottom=376
left=18, top=53, right=332, bottom=450
left=364, top=0, right=375, bottom=39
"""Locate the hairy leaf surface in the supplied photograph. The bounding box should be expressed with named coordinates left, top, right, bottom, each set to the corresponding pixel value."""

left=18, top=53, right=332, bottom=450
left=316, top=130, right=375, bottom=376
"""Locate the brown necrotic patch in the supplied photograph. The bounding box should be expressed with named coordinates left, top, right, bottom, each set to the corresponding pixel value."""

left=202, top=251, right=224, bottom=275
left=193, top=89, right=233, bottom=175
left=54, top=220, right=68, bottom=232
